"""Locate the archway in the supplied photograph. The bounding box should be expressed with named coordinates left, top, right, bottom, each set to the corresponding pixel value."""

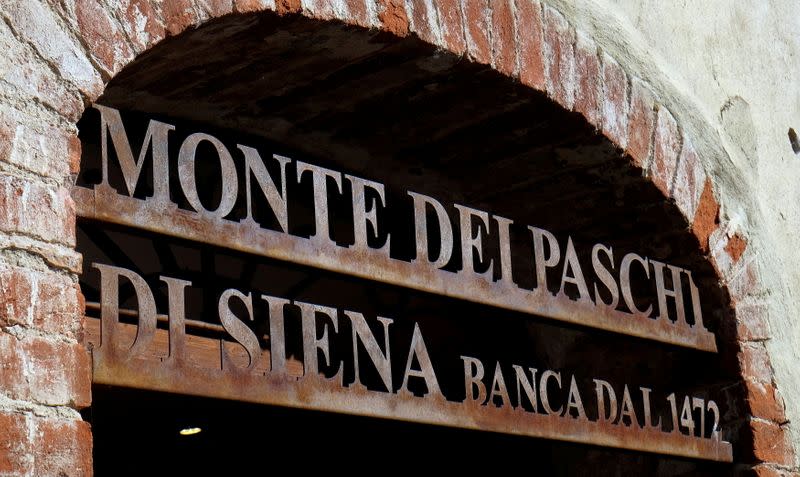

left=1, top=0, right=789, bottom=475
left=71, top=8, right=748, bottom=475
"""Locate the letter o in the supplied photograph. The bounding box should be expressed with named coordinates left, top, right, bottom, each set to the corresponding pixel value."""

left=178, top=133, right=238, bottom=218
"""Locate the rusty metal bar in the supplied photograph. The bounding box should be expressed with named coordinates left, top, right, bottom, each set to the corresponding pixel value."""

left=85, top=301, right=224, bottom=334
left=83, top=317, right=732, bottom=462
left=74, top=186, right=718, bottom=352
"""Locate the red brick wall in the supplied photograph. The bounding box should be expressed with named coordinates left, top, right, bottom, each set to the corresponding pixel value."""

left=0, top=0, right=794, bottom=475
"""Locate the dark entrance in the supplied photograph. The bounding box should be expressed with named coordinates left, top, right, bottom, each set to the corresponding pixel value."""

left=90, top=387, right=729, bottom=476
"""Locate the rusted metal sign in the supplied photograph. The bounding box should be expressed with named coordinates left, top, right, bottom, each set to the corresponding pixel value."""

left=74, top=105, right=732, bottom=462
left=83, top=263, right=731, bottom=462
left=73, top=105, right=716, bottom=352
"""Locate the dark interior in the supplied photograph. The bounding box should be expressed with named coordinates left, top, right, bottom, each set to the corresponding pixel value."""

left=76, top=10, right=745, bottom=475
left=89, top=385, right=728, bottom=476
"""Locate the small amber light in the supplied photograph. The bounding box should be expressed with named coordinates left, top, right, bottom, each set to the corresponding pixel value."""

left=179, top=427, right=202, bottom=436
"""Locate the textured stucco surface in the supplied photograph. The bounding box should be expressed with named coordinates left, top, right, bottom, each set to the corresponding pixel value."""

left=547, top=0, right=800, bottom=455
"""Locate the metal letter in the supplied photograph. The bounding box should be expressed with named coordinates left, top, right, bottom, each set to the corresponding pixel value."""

left=539, top=370, right=564, bottom=415
left=262, top=294, right=291, bottom=375
left=218, top=289, right=261, bottom=371
left=620, top=253, right=653, bottom=316
left=160, top=276, right=192, bottom=364
left=346, top=175, right=390, bottom=254
left=651, top=260, right=687, bottom=325
left=686, top=271, right=708, bottom=330
left=565, top=375, right=588, bottom=420
left=345, top=310, right=393, bottom=392
left=640, top=387, right=662, bottom=430
left=178, top=133, right=238, bottom=218
left=93, top=263, right=157, bottom=358
left=408, top=191, right=454, bottom=269
left=454, top=204, right=493, bottom=280
left=512, top=365, right=538, bottom=412
left=462, top=356, right=487, bottom=404
left=529, top=226, right=560, bottom=294
left=558, top=237, right=592, bottom=303
left=487, top=361, right=510, bottom=408
left=616, top=384, right=641, bottom=428
left=296, top=301, right=343, bottom=381
left=594, top=379, right=618, bottom=423
left=494, top=215, right=515, bottom=286
left=296, top=161, right=343, bottom=245
left=399, top=323, right=442, bottom=398
left=94, top=104, right=174, bottom=204
left=592, top=243, right=619, bottom=309
left=239, top=146, right=291, bottom=232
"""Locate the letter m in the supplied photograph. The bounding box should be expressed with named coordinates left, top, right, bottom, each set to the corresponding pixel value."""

left=95, top=104, right=175, bottom=202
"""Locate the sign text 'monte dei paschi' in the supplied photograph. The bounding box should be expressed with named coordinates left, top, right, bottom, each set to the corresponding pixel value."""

left=73, top=105, right=732, bottom=462
left=74, top=105, right=716, bottom=352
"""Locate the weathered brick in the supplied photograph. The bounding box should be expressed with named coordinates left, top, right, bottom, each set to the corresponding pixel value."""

left=300, top=0, right=327, bottom=18
left=0, top=333, right=27, bottom=402
left=377, top=0, right=409, bottom=36
left=462, top=0, right=491, bottom=64
left=405, top=0, right=440, bottom=45
left=726, top=233, right=748, bottom=263
left=600, top=53, right=628, bottom=150
left=346, top=0, right=373, bottom=27
left=490, top=0, right=516, bottom=76
left=300, top=0, right=342, bottom=20
left=0, top=119, right=10, bottom=166
left=626, top=79, right=656, bottom=169
left=514, top=0, right=545, bottom=90
left=751, top=464, right=779, bottom=477
left=0, top=111, right=75, bottom=180
left=24, top=337, right=91, bottom=408
left=196, top=0, right=234, bottom=16
left=34, top=273, right=83, bottom=338
left=162, top=0, right=203, bottom=35
left=650, top=106, right=681, bottom=196
left=750, top=420, right=794, bottom=466
left=105, top=0, right=166, bottom=53
left=0, top=22, right=84, bottom=120
left=691, top=178, right=719, bottom=252
left=2, top=0, right=103, bottom=99
left=542, top=6, right=575, bottom=109
left=0, top=267, right=33, bottom=329
left=736, top=302, right=771, bottom=342
left=745, top=379, right=787, bottom=423
left=709, top=226, right=734, bottom=277
left=73, top=0, right=136, bottom=76
left=235, top=0, right=278, bottom=13
left=68, top=133, right=82, bottom=176
left=0, top=175, right=76, bottom=246
left=0, top=332, right=89, bottom=407
left=727, top=257, right=762, bottom=302
left=752, top=464, right=800, bottom=477
left=671, top=136, right=707, bottom=222
left=739, top=342, right=774, bottom=384
left=33, top=417, right=92, bottom=477
left=437, top=0, right=466, bottom=55
left=573, top=31, right=601, bottom=127
left=0, top=412, right=32, bottom=476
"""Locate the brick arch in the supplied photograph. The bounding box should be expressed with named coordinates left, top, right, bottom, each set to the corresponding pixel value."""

left=0, top=0, right=793, bottom=474
left=74, top=0, right=722, bottom=256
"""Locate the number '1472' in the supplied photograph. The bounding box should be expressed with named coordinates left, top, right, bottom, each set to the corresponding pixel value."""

left=666, top=393, right=720, bottom=439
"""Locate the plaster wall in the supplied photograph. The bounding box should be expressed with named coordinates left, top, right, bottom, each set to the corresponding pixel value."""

left=550, top=0, right=800, bottom=456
